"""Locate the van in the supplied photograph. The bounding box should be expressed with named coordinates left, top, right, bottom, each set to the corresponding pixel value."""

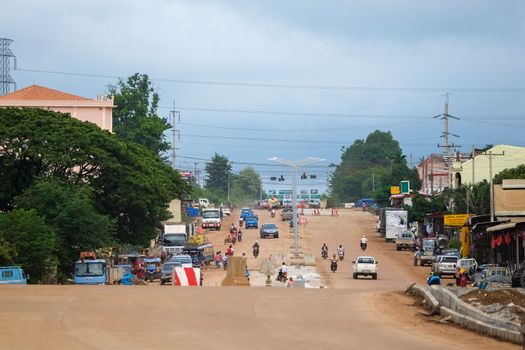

left=0, top=266, right=27, bottom=284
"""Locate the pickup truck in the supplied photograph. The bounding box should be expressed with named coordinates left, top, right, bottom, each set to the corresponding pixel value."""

left=413, top=238, right=438, bottom=266
left=431, top=255, right=458, bottom=277
left=280, top=208, right=293, bottom=221
left=352, top=256, right=378, bottom=280
left=395, top=231, right=415, bottom=251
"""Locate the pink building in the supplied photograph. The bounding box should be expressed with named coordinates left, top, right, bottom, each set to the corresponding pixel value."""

left=417, top=154, right=451, bottom=195
left=0, top=85, right=114, bottom=132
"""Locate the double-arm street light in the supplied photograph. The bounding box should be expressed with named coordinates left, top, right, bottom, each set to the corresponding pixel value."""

left=267, top=156, right=325, bottom=258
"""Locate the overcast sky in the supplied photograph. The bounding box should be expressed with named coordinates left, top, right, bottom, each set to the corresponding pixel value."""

left=3, top=1, right=525, bottom=194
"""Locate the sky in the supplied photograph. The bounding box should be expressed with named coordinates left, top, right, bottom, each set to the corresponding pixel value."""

left=3, top=0, right=525, bottom=195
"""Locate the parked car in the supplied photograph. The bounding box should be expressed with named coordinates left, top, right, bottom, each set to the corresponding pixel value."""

left=280, top=208, right=293, bottom=221
left=431, top=255, right=459, bottom=277
left=352, top=256, right=378, bottom=280
left=245, top=215, right=259, bottom=229
left=0, top=266, right=27, bottom=284
left=260, top=223, right=279, bottom=239
left=170, top=254, right=193, bottom=268
left=395, top=231, right=416, bottom=251
left=160, top=262, right=181, bottom=285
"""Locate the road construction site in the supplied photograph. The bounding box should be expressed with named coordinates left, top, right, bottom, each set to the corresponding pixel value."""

left=0, top=209, right=518, bottom=349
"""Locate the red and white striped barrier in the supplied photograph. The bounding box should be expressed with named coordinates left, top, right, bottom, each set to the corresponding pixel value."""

left=331, top=208, right=339, bottom=216
left=172, top=267, right=201, bottom=286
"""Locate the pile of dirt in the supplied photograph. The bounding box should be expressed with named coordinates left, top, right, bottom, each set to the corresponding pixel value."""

left=460, top=289, right=525, bottom=308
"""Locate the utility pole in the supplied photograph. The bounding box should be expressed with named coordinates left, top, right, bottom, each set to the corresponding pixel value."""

left=268, top=157, right=324, bottom=258
left=436, top=93, right=460, bottom=189
left=227, top=172, right=231, bottom=202
left=194, top=162, right=198, bottom=188
left=170, top=100, right=180, bottom=170
left=471, top=145, right=476, bottom=185
left=478, top=150, right=505, bottom=222
left=430, top=155, right=434, bottom=195
left=372, top=173, right=375, bottom=192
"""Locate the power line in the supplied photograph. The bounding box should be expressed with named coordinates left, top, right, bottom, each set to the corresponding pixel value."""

left=16, top=67, right=525, bottom=93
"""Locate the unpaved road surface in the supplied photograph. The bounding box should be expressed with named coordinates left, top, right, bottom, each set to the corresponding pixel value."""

left=0, top=209, right=517, bottom=349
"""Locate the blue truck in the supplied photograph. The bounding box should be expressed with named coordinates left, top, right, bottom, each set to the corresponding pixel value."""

left=0, top=266, right=27, bottom=284
left=74, top=258, right=109, bottom=285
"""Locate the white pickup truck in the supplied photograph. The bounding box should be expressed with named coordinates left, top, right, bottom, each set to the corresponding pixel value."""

left=352, top=256, right=378, bottom=280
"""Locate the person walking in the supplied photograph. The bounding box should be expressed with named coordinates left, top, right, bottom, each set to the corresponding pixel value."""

left=214, top=252, right=222, bottom=269
left=222, top=254, right=228, bottom=271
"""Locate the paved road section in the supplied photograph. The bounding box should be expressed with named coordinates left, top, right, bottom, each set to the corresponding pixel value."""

left=0, top=209, right=518, bottom=349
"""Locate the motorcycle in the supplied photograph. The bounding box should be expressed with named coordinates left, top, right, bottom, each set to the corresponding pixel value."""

left=253, top=246, right=259, bottom=258
left=360, top=242, right=367, bottom=251
left=276, top=271, right=288, bottom=283
left=330, top=260, right=337, bottom=273
left=338, top=251, right=344, bottom=261
left=321, top=249, right=328, bottom=260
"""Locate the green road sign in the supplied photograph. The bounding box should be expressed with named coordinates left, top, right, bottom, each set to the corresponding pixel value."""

left=400, top=180, right=410, bottom=194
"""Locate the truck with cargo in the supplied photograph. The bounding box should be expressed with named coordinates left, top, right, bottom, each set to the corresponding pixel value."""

left=201, top=208, right=221, bottom=230
left=162, top=223, right=192, bottom=255
left=74, top=254, right=125, bottom=285
left=380, top=208, right=408, bottom=241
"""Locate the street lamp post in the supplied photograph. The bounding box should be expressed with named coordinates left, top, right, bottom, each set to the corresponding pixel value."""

left=267, top=157, right=325, bottom=258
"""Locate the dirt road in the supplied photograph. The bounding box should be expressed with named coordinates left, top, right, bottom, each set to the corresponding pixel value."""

left=0, top=209, right=517, bottom=349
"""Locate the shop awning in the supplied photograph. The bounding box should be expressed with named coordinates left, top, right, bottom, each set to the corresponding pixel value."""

left=486, top=222, right=516, bottom=232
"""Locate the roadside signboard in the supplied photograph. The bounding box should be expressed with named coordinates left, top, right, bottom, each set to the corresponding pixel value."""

left=310, top=195, right=321, bottom=199
left=279, top=190, right=292, bottom=195
left=444, top=214, right=469, bottom=227
left=390, top=186, right=400, bottom=195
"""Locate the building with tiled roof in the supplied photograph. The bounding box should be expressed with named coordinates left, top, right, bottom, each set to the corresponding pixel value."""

left=0, top=85, right=114, bottom=132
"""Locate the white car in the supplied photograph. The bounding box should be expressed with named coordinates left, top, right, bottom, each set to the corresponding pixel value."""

left=352, top=256, right=378, bottom=280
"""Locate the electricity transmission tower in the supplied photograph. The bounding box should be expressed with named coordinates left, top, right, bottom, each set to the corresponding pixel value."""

left=0, top=38, right=17, bottom=95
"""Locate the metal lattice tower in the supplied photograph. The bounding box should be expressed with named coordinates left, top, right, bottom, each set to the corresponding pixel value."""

left=0, top=38, right=17, bottom=96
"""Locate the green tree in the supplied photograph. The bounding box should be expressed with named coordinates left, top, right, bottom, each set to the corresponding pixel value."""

left=329, top=130, right=420, bottom=204
left=15, top=179, right=115, bottom=279
left=494, top=164, right=525, bottom=184
left=406, top=193, right=447, bottom=222
left=0, top=209, right=56, bottom=283
left=230, top=166, right=261, bottom=206
left=108, top=73, right=171, bottom=155
left=0, top=108, right=189, bottom=247
left=205, top=153, right=232, bottom=197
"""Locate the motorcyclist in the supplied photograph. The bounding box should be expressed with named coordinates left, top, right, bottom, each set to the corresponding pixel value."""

left=277, top=262, right=288, bottom=282
left=337, top=244, right=345, bottom=258
left=271, top=208, right=276, bottom=217
left=321, top=243, right=328, bottom=254
left=252, top=241, right=260, bottom=258
left=330, top=254, right=338, bottom=272
left=360, top=235, right=368, bottom=250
